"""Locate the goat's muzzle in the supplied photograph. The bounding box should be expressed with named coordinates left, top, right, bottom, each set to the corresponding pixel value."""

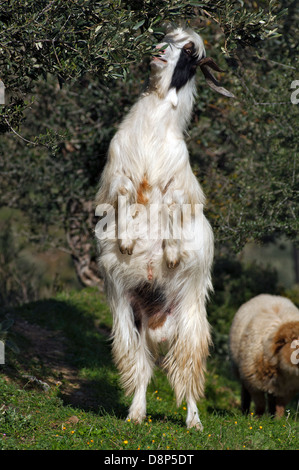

left=197, top=57, right=235, bottom=98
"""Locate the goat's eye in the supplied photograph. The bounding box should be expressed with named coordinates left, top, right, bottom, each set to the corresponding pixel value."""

left=184, top=48, right=192, bottom=56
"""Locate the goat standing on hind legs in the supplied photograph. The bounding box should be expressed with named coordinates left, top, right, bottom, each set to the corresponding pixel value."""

left=95, top=26, right=234, bottom=430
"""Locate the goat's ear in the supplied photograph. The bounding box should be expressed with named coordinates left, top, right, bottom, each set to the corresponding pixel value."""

left=197, top=57, right=235, bottom=98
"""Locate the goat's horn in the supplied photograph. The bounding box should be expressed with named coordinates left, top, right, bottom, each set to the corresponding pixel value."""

left=197, top=57, right=235, bottom=98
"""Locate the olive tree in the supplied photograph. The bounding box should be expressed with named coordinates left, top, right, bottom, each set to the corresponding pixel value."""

left=0, top=0, right=297, bottom=288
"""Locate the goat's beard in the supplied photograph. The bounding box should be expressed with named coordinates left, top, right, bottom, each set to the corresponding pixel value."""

left=146, top=60, right=180, bottom=99
left=146, top=64, right=167, bottom=98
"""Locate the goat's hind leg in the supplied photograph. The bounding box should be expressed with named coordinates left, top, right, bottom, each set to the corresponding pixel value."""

left=126, top=344, right=153, bottom=423
left=186, top=395, right=203, bottom=431
left=114, top=343, right=153, bottom=424
left=127, top=381, right=148, bottom=424
left=165, top=346, right=207, bottom=430
left=165, top=303, right=210, bottom=430
left=111, top=301, right=153, bottom=423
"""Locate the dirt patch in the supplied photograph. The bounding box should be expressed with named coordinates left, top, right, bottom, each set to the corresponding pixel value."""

left=8, top=318, right=97, bottom=409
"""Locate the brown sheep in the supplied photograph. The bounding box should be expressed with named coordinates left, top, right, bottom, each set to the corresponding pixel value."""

left=229, top=294, right=299, bottom=417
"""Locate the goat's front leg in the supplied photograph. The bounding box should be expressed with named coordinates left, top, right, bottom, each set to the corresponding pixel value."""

left=163, top=237, right=181, bottom=269
left=112, top=175, right=136, bottom=255
left=162, top=190, right=185, bottom=269
left=118, top=229, right=135, bottom=256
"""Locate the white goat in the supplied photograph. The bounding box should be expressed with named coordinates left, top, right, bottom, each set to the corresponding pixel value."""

left=95, top=26, right=234, bottom=429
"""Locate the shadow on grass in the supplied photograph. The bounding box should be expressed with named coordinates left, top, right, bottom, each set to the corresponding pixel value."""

left=6, top=294, right=297, bottom=424
left=1, top=295, right=128, bottom=419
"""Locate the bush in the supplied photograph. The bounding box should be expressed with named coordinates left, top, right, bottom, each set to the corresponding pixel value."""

left=209, top=255, right=279, bottom=357
left=0, top=219, right=45, bottom=307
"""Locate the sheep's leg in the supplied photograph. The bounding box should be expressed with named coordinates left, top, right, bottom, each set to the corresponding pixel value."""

left=273, top=395, right=291, bottom=418
left=268, top=393, right=276, bottom=416
left=241, top=383, right=251, bottom=415
left=251, top=390, right=266, bottom=416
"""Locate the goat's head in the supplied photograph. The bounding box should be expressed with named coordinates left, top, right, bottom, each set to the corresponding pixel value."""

left=150, top=27, right=235, bottom=99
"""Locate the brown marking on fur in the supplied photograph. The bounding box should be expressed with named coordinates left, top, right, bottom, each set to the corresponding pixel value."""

left=275, top=403, right=286, bottom=418
left=130, top=283, right=171, bottom=331
left=272, top=321, right=299, bottom=355
left=162, top=177, right=173, bottom=195
left=148, top=310, right=168, bottom=330
left=131, top=298, right=143, bottom=332
left=183, top=41, right=194, bottom=51
left=281, top=340, right=298, bottom=367
left=255, top=353, right=277, bottom=385
left=137, top=177, right=151, bottom=205
left=119, top=187, right=128, bottom=195
left=147, top=262, right=153, bottom=281
left=272, top=304, right=280, bottom=314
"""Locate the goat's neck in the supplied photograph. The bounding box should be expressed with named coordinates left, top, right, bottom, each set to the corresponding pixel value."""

left=141, top=82, right=196, bottom=135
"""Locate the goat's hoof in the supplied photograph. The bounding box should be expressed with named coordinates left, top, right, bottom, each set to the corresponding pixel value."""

left=186, top=420, right=203, bottom=431
left=165, top=250, right=180, bottom=269
left=167, top=259, right=180, bottom=269
left=119, top=186, right=128, bottom=196
left=163, top=241, right=181, bottom=269
left=119, top=239, right=135, bottom=255
left=126, top=413, right=145, bottom=424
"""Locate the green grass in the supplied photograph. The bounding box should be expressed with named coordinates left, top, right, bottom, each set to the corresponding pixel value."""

left=0, top=288, right=298, bottom=450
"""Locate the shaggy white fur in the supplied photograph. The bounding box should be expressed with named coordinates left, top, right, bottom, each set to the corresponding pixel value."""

left=95, top=26, right=232, bottom=429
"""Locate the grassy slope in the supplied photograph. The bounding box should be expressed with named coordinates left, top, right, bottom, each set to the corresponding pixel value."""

left=0, top=288, right=298, bottom=450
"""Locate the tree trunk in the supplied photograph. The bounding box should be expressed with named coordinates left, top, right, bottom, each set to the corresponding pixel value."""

left=65, top=198, right=104, bottom=290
